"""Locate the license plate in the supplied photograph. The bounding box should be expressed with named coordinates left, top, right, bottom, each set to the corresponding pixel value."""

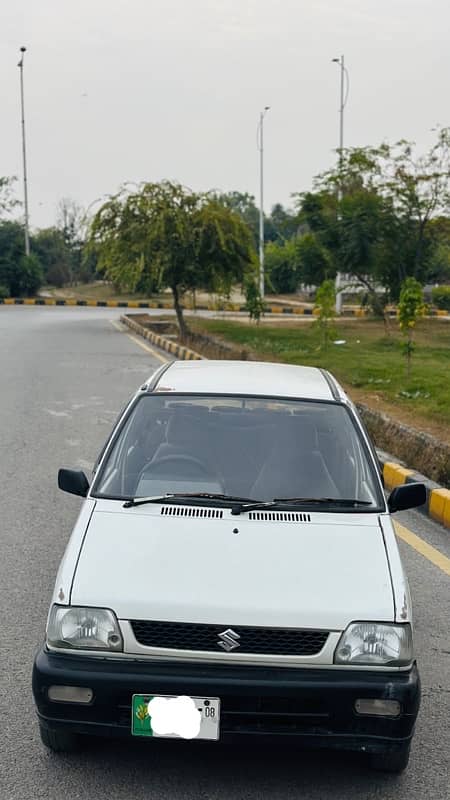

left=132, top=694, right=220, bottom=740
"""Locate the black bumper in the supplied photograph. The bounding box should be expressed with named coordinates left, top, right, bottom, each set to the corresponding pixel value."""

left=32, top=648, right=420, bottom=754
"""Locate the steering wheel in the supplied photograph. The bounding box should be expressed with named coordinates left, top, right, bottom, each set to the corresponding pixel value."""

left=138, top=454, right=213, bottom=481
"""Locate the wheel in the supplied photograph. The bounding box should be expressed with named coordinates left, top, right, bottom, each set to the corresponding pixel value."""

left=39, top=723, right=80, bottom=753
left=369, top=742, right=411, bottom=773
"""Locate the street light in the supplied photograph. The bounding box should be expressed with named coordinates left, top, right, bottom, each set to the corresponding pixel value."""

left=18, top=46, right=30, bottom=257
left=257, top=106, right=270, bottom=298
left=332, top=55, right=349, bottom=313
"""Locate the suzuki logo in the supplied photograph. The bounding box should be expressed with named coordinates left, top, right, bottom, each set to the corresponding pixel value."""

left=217, top=628, right=241, bottom=652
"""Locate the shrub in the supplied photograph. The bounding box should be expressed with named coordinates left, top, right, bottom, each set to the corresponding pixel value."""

left=431, top=285, right=450, bottom=311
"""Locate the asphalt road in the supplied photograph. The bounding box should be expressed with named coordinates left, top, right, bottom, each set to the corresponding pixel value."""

left=0, top=306, right=449, bottom=800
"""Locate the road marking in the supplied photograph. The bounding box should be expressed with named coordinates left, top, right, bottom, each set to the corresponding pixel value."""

left=110, top=320, right=168, bottom=363
left=394, top=521, right=450, bottom=577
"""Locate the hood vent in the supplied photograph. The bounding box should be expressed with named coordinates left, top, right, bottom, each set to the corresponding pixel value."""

left=160, top=506, right=224, bottom=519
left=248, top=511, right=311, bottom=523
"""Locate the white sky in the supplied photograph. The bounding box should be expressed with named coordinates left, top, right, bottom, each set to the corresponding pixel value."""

left=1, top=0, right=449, bottom=229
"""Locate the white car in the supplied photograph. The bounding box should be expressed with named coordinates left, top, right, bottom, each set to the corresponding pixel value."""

left=33, top=360, right=425, bottom=772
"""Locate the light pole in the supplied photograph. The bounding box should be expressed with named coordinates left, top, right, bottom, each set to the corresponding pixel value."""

left=18, top=46, right=30, bottom=257
left=257, top=106, right=270, bottom=298
left=332, top=55, right=349, bottom=313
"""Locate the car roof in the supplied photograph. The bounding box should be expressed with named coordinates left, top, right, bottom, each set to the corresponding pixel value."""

left=147, top=360, right=346, bottom=402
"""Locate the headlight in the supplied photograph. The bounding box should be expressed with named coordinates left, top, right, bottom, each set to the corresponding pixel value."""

left=47, top=605, right=123, bottom=652
left=334, top=622, right=413, bottom=666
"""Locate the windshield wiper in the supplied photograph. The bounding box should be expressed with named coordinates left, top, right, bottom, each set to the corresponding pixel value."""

left=273, top=497, right=373, bottom=506
left=123, top=492, right=258, bottom=509
left=231, top=497, right=373, bottom=515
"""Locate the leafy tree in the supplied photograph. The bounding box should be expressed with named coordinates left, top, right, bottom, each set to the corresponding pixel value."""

left=397, top=277, right=426, bottom=377
left=296, top=233, right=332, bottom=286
left=244, top=276, right=266, bottom=322
left=314, top=279, right=336, bottom=350
left=0, top=221, right=43, bottom=295
left=89, top=182, right=255, bottom=339
left=296, top=127, right=450, bottom=302
left=268, top=203, right=299, bottom=242
left=265, top=239, right=301, bottom=293
left=18, top=254, right=44, bottom=296
left=33, top=227, right=71, bottom=287
left=213, top=191, right=260, bottom=246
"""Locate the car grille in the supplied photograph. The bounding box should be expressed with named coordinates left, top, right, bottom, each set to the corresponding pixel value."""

left=130, top=620, right=328, bottom=656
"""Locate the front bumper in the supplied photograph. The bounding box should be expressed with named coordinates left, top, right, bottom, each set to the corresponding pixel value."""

left=33, top=648, right=420, bottom=753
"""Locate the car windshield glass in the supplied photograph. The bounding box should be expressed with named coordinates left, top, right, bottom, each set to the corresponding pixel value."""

left=92, top=394, right=384, bottom=509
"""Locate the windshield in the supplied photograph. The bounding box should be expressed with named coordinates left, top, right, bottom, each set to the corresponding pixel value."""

left=92, top=394, right=384, bottom=509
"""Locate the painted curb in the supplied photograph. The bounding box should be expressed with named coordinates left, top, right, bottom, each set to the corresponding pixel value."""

left=377, top=451, right=450, bottom=530
left=1, top=296, right=449, bottom=318
left=120, top=315, right=202, bottom=361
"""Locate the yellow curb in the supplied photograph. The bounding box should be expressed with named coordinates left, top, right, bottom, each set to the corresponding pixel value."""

left=4, top=298, right=14, bottom=304
left=436, top=309, right=449, bottom=317
left=65, top=299, right=77, bottom=305
left=106, top=301, right=119, bottom=307
left=429, top=488, right=450, bottom=527
left=44, top=299, right=56, bottom=305
left=383, top=462, right=414, bottom=489
left=120, top=315, right=202, bottom=361
left=24, top=298, right=36, bottom=304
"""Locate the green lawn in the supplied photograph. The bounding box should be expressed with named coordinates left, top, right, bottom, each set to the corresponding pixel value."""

left=190, top=317, right=450, bottom=428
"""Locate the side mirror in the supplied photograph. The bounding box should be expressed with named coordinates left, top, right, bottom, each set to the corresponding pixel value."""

left=388, top=482, right=426, bottom=513
left=58, top=468, right=90, bottom=497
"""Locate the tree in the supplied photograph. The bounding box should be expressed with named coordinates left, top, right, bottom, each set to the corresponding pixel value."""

left=56, top=198, right=86, bottom=285
left=397, top=277, right=426, bottom=378
left=296, top=233, right=332, bottom=286
left=314, top=279, right=336, bottom=351
left=268, top=203, right=299, bottom=241
left=33, top=227, right=71, bottom=287
left=213, top=191, right=260, bottom=246
left=295, top=127, right=450, bottom=302
left=0, top=221, right=43, bottom=296
left=265, top=239, right=301, bottom=293
left=244, top=276, right=266, bottom=322
left=89, top=182, right=256, bottom=339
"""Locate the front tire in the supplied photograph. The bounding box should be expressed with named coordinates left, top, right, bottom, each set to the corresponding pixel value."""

left=39, top=724, right=80, bottom=753
left=369, top=742, right=411, bottom=773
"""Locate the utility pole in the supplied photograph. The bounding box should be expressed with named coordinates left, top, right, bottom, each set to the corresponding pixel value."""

left=18, top=46, right=30, bottom=257
left=257, top=107, right=270, bottom=298
left=332, top=55, right=349, bottom=314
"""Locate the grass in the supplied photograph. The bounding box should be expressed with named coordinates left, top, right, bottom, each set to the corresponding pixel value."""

left=189, top=317, right=450, bottom=432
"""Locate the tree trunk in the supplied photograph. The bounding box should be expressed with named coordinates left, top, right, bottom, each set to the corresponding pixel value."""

left=172, top=284, right=188, bottom=342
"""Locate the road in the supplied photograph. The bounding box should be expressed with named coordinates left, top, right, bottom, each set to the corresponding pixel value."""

left=0, top=306, right=449, bottom=800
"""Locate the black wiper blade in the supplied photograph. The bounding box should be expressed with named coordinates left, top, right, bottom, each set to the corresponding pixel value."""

left=232, top=496, right=374, bottom=516
left=123, top=492, right=258, bottom=509
left=273, top=497, right=373, bottom=506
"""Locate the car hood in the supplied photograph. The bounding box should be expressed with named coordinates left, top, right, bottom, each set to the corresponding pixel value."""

left=70, top=501, right=394, bottom=630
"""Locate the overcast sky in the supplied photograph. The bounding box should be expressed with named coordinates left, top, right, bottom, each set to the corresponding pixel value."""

left=2, top=0, right=449, bottom=229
